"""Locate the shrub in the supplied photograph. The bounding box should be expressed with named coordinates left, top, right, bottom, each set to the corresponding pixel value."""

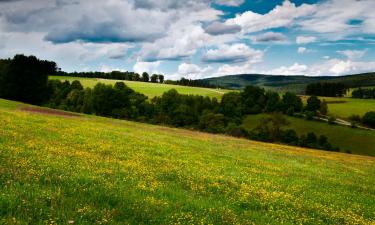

left=362, top=111, right=375, bottom=128
left=328, top=116, right=336, bottom=125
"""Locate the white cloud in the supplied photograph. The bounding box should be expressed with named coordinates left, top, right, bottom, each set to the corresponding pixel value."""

left=172, top=63, right=213, bottom=79
left=337, top=49, right=367, bottom=60
left=226, top=1, right=316, bottom=34
left=215, top=0, right=244, bottom=7
left=133, top=61, right=161, bottom=74
left=265, top=59, right=375, bottom=76
left=202, top=43, right=263, bottom=64
left=296, top=36, right=317, bottom=44
left=250, top=32, right=288, bottom=43
left=300, top=0, right=375, bottom=37
left=265, top=63, right=308, bottom=75
left=204, top=21, right=241, bottom=35
left=298, top=47, right=307, bottom=54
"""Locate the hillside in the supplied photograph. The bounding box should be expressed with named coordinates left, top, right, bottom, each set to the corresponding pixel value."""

left=300, top=96, right=375, bottom=119
left=1, top=98, right=375, bottom=224
left=243, top=114, right=375, bottom=156
left=201, top=72, right=375, bottom=93
left=50, top=76, right=232, bottom=99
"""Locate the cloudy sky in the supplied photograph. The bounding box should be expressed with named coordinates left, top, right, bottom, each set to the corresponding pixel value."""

left=0, top=0, right=374, bottom=79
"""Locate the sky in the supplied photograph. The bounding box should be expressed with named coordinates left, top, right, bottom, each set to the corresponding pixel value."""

left=0, top=0, right=374, bottom=79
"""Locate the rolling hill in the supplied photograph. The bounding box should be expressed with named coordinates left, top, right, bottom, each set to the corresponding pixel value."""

left=1, top=98, right=375, bottom=224
left=50, top=76, right=232, bottom=99
left=242, top=114, right=375, bottom=156
left=201, top=72, right=375, bottom=93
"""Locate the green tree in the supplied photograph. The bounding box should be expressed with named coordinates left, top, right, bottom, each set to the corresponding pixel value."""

left=0, top=55, right=57, bottom=104
left=158, top=74, right=164, bottom=83
left=281, top=92, right=303, bottom=115
left=362, top=111, right=375, bottom=128
left=151, top=74, right=158, bottom=83
left=142, top=72, right=150, bottom=82
left=305, top=96, right=321, bottom=113
left=319, top=100, right=328, bottom=115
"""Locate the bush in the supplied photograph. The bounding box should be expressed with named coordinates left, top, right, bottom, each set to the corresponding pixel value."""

left=305, top=111, right=315, bottom=120
left=328, top=116, right=336, bottom=125
left=362, top=111, right=375, bottom=128
left=348, top=114, right=361, bottom=122
left=226, top=123, right=247, bottom=138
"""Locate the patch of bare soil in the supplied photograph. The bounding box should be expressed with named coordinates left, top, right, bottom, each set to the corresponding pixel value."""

left=20, top=106, right=81, bottom=117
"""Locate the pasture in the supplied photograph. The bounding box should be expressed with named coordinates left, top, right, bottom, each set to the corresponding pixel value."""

left=242, top=114, right=375, bottom=156
left=50, top=76, right=231, bottom=99
left=300, top=96, right=375, bottom=118
left=0, top=98, right=375, bottom=224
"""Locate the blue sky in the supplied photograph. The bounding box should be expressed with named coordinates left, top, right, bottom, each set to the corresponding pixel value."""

left=0, top=0, right=374, bottom=79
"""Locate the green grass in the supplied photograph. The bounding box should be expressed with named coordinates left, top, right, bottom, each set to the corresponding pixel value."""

left=242, top=114, right=375, bottom=156
left=301, top=96, right=375, bottom=119
left=50, top=76, right=232, bottom=99
left=1, top=98, right=375, bottom=224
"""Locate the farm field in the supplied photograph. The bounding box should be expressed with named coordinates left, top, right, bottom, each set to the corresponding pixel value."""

left=300, top=96, right=375, bottom=119
left=242, top=114, right=375, bottom=156
left=1, top=98, right=375, bottom=224
left=50, top=76, right=232, bottom=99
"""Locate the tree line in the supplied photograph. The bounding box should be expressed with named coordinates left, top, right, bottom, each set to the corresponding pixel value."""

left=305, top=82, right=347, bottom=97
left=164, top=78, right=219, bottom=89
left=0, top=55, right=338, bottom=152
left=58, top=71, right=165, bottom=83
left=58, top=71, right=218, bottom=89
left=351, top=87, right=375, bottom=99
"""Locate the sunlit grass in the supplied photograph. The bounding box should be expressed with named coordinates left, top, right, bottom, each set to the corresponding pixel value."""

left=243, top=114, right=375, bottom=156
left=1, top=98, right=375, bottom=224
left=50, top=76, right=232, bottom=99
left=301, top=95, right=375, bottom=118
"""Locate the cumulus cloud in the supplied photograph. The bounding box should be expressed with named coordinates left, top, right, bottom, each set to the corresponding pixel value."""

left=250, top=32, right=288, bottom=43
left=133, top=60, right=161, bottom=74
left=0, top=0, right=174, bottom=43
left=264, top=59, right=375, bottom=76
left=300, top=0, right=375, bottom=37
left=204, top=21, right=241, bottom=35
left=337, top=49, right=367, bottom=60
left=296, top=36, right=317, bottom=44
left=215, top=0, right=244, bottom=7
left=172, top=63, right=213, bottom=79
left=226, top=0, right=316, bottom=34
left=265, top=63, right=308, bottom=75
left=202, top=43, right=263, bottom=64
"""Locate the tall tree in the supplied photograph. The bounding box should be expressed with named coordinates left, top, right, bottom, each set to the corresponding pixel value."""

left=0, top=54, right=57, bottom=105
left=142, top=72, right=149, bottom=82
left=158, top=74, right=164, bottom=83
left=151, top=74, right=158, bottom=83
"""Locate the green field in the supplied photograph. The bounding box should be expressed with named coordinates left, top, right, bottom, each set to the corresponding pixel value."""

left=242, top=114, right=375, bottom=156
left=300, top=96, right=375, bottom=119
left=50, top=76, right=231, bottom=99
left=1, top=98, right=375, bottom=224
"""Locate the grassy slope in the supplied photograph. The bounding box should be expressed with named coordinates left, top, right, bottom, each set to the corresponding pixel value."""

left=1, top=98, right=375, bottom=224
left=50, top=76, right=232, bottom=99
left=242, top=114, right=375, bottom=156
left=300, top=96, right=375, bottom=118
left=324, top=97, right=375, bottom=118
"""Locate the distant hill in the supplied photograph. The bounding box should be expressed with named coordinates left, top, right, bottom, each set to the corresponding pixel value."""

left=200, top=72, right=375, bottom=94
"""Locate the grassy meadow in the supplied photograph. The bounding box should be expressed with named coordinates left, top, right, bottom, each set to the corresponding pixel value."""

left=300, top=96, right=375, bottom=119
left=1, top=98, right=375, bottom=224
left=50, top=76, right=232, bottom=99
left=242, top=114, right=375, bottom=156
